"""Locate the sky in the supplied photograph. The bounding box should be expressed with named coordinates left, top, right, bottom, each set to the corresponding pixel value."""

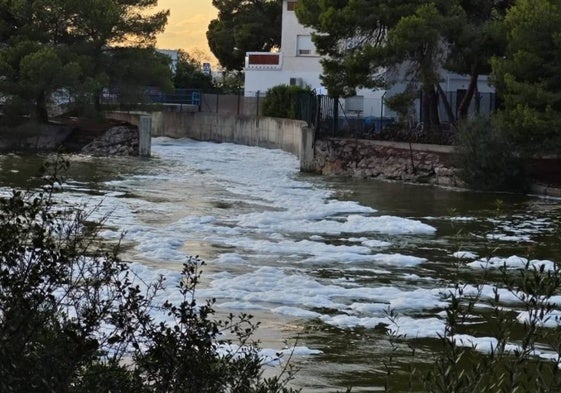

left=155, top=0, right=218, bottom=64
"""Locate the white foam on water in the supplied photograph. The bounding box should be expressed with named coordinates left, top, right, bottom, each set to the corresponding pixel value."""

left=3, top=138, right=560, bottom=377
left=452, top=251, right=478, bottom=259
left=467, top=256, right=556, bottom=271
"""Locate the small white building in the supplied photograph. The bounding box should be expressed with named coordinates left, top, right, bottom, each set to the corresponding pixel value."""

left=244, top=0, right=385, bottom=117
left=244, top=0, right=495, bottom=122
left=244, top=1, right=322, bottom=94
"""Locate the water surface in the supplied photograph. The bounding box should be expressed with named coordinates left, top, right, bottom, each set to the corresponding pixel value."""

left=1, top=138, right=560, bottom=391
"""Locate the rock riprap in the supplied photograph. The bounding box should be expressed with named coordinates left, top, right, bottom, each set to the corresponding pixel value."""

left=80, top=124, right=138, bottom=156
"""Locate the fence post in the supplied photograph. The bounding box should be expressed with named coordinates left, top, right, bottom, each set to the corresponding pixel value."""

left=315, top=95, right=321, bottom=136
left=237, top=89, right=241, bottom=115
left=333, top=98, right=339, bottom=136
left=256, top=91, right=260, bottom=128
left=379, top=91, right=386, bottom=132
left=139, top=115, right=151, bottom=157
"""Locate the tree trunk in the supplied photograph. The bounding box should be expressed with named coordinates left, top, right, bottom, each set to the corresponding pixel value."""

left=94, top=90, right=102, bottom=114
left=421, top=87, right=431, bottom=127
left=34, top=92, right=49, bottom=123
left=429, top=88, right=440, bottom=127
left=421, top=87, right=441, bottom=128
left=458, top=69, right=478, bottom=119
left=474, top=82, right=481, bottom=114
left=436, top=83, right=457, bottom=130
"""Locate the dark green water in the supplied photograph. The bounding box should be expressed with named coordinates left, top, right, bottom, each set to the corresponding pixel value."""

left=292, top=176, right=561, bottom=391
left=1, top=147, right=560, bottom=392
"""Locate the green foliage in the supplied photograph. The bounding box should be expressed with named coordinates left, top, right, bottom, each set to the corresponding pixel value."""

left=215, top=70, right=244, bottom=92
left=0, top=0, right=171, bottom=122
left=443, top=0, right=512, bottom=119
left=173, top=50, right=214, bottom=89
left=134, top=262, right=299, bottom=393
left=419, top=256, right=561, bottom=392
left=296, top=0, right=391, bottom=97
left=453, top=116, right=527, bottom=191
left=261, top=84, right=313, bottom=120
left=296, top=0, right=513, bottom=125
left=0, top=159, right=299, bottom=393
left=491, top=0, right=561, bottom=154
left=207, top=0, right=282, bottom=71
left=377, top=211, right=561, bottom=392
left=105, top=47, right=174, bottom=106
left=384, top=88, right=417, bottom=124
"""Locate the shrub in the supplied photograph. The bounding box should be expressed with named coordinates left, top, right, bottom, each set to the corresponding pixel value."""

left=262, top=84, right=314, bottom=120
left=0, top=159, right=298, bottom=393
left=418, top=257, right=561, bottom=392
left=453, top=116, right=527, bottom=191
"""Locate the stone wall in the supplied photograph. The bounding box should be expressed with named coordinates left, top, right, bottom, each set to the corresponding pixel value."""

left=312, top=138, right=462, bottom=187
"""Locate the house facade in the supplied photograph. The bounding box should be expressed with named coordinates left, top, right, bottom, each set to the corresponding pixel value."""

left=244, top=0, right=495, bottom=123
left=244, top=0, right=385, bottom=118
left=244, top=0, right=322, bottom=95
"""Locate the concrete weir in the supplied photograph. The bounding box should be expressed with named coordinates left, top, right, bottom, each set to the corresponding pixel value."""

left=106, top=111, right=561, bottom=196
left=138, top=115, right=152, bottom=157
left=107, top=111, right=316, bottom=171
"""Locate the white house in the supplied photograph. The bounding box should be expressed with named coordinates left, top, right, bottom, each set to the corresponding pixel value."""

left=244, top=0, right=495, bottom=122
left=244, top=1, right=322, bottom=94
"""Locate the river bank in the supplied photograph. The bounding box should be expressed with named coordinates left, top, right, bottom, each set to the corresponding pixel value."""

left=0, top=118, right=138, bottom=156
left=2, top=115, right=560, bottom=197
left=313, top=137, right=561, bottom=198
left=106, top=110, right=561, bottom=198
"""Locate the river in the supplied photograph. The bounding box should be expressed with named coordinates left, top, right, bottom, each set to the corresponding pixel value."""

left=1, top=137, right=560, bottom=392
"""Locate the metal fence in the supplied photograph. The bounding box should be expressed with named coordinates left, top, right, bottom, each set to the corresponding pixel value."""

left=102, top=87, right=390, bottom=134
left=101, top=87, right=250, bottom=114
left=103, top=87, right=496, bottom=145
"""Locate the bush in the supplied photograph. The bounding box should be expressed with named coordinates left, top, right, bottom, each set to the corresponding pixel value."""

left=418, top=256, right=561, bottom=392
left=453, top=116, right=527, bottom=192
left=262, top=84, right=314, bottom=120
left=0, top=159, right=298, bottom=393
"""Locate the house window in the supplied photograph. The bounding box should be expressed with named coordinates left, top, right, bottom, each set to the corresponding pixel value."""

left=296, top=35, right=314, bottom=56
left=287, top=1, right=297, bottom=11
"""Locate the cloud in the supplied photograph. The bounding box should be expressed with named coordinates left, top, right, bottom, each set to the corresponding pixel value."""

left=156, top=0, right=218, bottom=62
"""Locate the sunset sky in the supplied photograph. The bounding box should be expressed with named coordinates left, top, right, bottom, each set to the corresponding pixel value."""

left=155, top=0, right=218, bottom=64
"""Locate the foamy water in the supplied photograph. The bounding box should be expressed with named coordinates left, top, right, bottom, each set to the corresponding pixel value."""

left=2, top=137, right=560, bottom=390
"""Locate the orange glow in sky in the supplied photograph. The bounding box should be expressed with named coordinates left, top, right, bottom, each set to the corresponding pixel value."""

left=155, top=0, right=218, bottom=64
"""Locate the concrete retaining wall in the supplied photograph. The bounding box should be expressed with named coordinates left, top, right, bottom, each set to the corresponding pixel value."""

left=106, top=111, right=561, bottom=196
left=107, top=111, right=315, bottom=171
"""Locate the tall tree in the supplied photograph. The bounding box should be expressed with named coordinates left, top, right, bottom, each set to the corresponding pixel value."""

left=379, top=2, right=462, bottom=127
left=207, top=0, right=282, bottom=71
left=492, top=0, right=561, bottom=154
left=443, top=0, right=513, bottom=119
left=296, top=0, right=512, bottom=127
left=0, top=0, right=170, bottom=123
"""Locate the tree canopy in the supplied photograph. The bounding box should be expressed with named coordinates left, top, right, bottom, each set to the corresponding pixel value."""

left=0, top=0, right=171, bottom=123
left=296, top=0, right=513, bottom=127
left=207, top=0, right=282, bottom=71
left=173, top=50, right=214, bottom=90
left=491, top=0, right=561, bottom=153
